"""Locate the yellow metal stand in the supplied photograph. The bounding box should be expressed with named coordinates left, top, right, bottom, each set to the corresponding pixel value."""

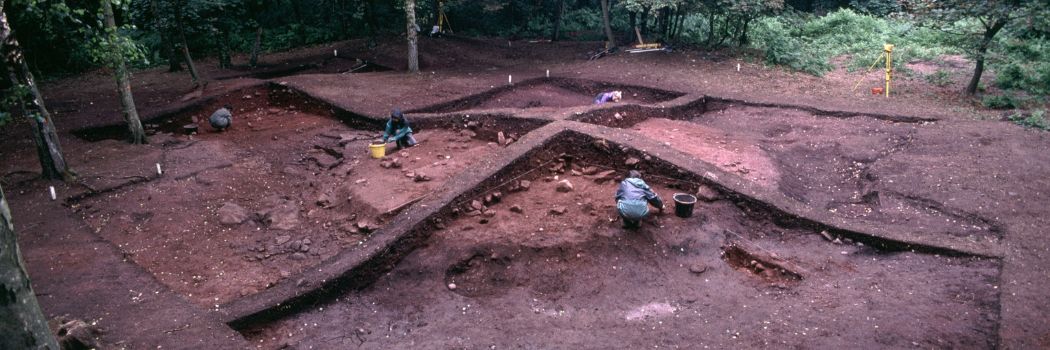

left=883, top=44, right=893, bottom=97
left=851, top=43, right=894, bottom=98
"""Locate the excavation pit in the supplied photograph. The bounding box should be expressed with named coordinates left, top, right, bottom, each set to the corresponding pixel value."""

left=407, top=77, right=685, bottom=113
left=234, top=134, right=1001, bottom=349
left=67, top=86, right=547, bottom=306
left=574, top=100, right=1002, bottom=244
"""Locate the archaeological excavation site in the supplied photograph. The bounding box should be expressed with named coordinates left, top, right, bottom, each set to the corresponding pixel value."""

left=2, top=18, right=1047, bottom=349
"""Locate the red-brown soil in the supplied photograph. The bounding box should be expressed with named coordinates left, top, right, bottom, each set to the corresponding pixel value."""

left=1, top=36, right=1048, bottom=348
left=244, top=155, right=999, bottom=349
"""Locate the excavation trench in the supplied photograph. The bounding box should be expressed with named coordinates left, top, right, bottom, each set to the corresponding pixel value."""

left=406, top=77, right=685, bottom=113
left=231, top=131, right=1001, bottom=349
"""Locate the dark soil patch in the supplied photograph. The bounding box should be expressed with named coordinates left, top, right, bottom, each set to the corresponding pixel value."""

left=218, top=55, right=391, bottom=80
left=407, top=77, right=685, bottom=114
left=238, top=138, right=1001, bottom=349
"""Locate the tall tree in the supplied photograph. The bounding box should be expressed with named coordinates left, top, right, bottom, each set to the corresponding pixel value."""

left=100, top=0, right=147, bottom=144
left=405, top=0, right=419, bottom=72
left=1, top=1, right=73, bottom=181
left=910, top=0, right=1025, bottom=95
left=0, top=183, right=60, bottom=349
left=551, top=0, right=565, bottom=42
left=600, top=0, right=616, bottom=47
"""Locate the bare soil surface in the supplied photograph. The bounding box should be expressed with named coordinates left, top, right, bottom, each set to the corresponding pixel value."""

left=1, top=36, right=1048, bottom=348
left=244, top=155, right=1000, bottom=349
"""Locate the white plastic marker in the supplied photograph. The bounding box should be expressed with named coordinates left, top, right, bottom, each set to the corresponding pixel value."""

left=509, top=75, right=513, bottom=84
left=546, top=70, right=550, bottom=78
left=737, top=63, right=741, bottom=72
left=156, top=163, right=163, bottom=175
left=49, top=186, right=56, bottom=200
left=334, top=49, right=338, bottom=57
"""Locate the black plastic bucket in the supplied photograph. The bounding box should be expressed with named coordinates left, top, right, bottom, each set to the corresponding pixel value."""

left=673, top=193, right=697, bottom=218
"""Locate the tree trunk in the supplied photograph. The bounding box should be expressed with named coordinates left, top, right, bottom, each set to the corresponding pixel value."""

left=550, top=0, right=565, bottom=42
left=405, top=0, right=419, bottom=72
left=217, top=28, right=231, bottom=69
left=102, top=0, right=147, bottom=144
left=0, top=183, right=60, bottom=350
left=178, top=30, right=200, bottom=87
left=966, top=18, right=1008, bottom=95
left=366, top=0, right=378, bottom=47
left=1, top=8, right=72, bottom=181
left=628, top=11, right=636, bottom=38
left=640, top=7, right=649, bottom=35
left=250, top=26, right=262, bottom=67
left=600, top=0, right=615, bottom=48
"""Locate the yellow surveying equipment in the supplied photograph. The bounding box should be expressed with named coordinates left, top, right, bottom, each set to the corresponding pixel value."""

left=432, top=0, right=453, bottom=35
left=852, top=44, right=895, bottom=97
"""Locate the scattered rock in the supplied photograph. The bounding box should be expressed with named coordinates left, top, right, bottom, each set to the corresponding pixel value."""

left=549, top=206, right=568, bottom=215
left=288, top=240, right=303, bottom=252
left=49, top=316, right=103, bottom=350
left=256, top=197, right=300, bottom=230
left=309, top=153, right=342, bottom=169
left=268, top=107, right=282, bottom=114
left=448, top=283, right=457, bottom=290
left=688, top=263, right=708, bottom=274
left=625, top=157, right=641, bottom=166
left=483, top=210, right=497, bottom=218
left=275, top=235, right=292, bottom=245
left=695, top=185, right=721, bottom=202
left=289, top=253, right=307, bottom=260
left=479, top=218, right=490, bottom=224
left=356, top=220, right=377, bottom=233
left=581, top=166, right=600, bottom=175
left=466, top=121, right=480, bottom=129
left=413, top=173, right=432, bottom=182
left=218, top=203, right=249, bottom=225
left=819, top=230, right=834, bottom=242
left=570, top=169, right=582, bottom=176
left=498, top=131, right=507, bottom=145
left=502, top=137, right=515, bottom=146
left=471, top=200, right=486, bottom=211
left=590, top=170, right=618, bottom=184
left=510, top=205, right=523, bottom=213
left=556, top=179, right=575, bottom=192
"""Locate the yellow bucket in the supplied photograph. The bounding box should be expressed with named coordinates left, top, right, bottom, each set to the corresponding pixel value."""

left=369, top=143, right=386, bottom=159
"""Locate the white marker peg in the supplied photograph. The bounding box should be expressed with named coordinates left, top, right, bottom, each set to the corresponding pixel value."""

left=49, top=186, right=56, bottom=201
left=737, top=63, right=741, bottom=72
left=509, top=75, right=513, bottom=84
left=546, top=70, right=550, bottom=78
left=334, top=49, right=338, bottom=57
left=156, top=163, right=163, bottom=175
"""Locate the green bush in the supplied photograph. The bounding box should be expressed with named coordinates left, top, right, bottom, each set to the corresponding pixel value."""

left=1007, top=110, right=1049, bottom=130
left=983, top=94, right=1020, bottom=109
left=996, top=63, right=1027, bottom=90
left=925, top=69, right=953, bottom=87
left=750, top=17, right=832, bottom=75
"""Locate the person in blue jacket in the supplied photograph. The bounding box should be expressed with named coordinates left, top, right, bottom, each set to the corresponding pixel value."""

left=593, top=90, right=623, bottom=105
left=382, top=108, right=417, bottom=149
left=615, top=170, right=664, bottom=229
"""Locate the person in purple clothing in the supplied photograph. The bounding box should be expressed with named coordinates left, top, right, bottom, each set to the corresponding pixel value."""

left=593, top=90, right=623, bottom=105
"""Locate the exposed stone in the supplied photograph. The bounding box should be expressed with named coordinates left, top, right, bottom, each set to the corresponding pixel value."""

left=289, top=253, right=307, bottom=260
left=471, top=200, right=485, bottom=211
left=218, top=203, right=249, bottom=225
left=510, top=205, right=523, bottom=213
left=288, top=240, right=303, bottom=252
left=695, top=185, right=721, bottom=202
left=581, top=166, right=600, bottom=175
left=466, top=121, right=480, bottom=129
left=556, top=180, right=575, bottom=192
left=549, top=206, right=568, bottom=215
left=483, top=210, right=497, bottom=218
left=256, top=197, right=300, bottom=230
left=518, top=180, right=531, bottom=191
left=491, top=191, right=503, bottom=201
left=309, top=153, right=342, bottom=169
left=414, top=173, right=432, bottom=182
left=49, top=316, right=103, bottom=350
left=275, top=235, right=292, bottom=245
left=590, top=170, right=618, bottom=184
left=356, top=220, right=377, bottom=233
left=498, top=131, right=507, bottom=145
left=625, top=157, right=641, bottom=166
left=688, top=263, right=708, bottom=274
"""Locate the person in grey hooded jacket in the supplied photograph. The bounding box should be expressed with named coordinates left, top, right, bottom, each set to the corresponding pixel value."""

left=209, top=104, right=233, bottom=131
left=615, top=170, right=664, bottom=229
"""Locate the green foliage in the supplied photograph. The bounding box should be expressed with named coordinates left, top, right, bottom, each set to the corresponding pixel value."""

left=982, top=94, right=1020, bottom=109
left=1007, top=110, right=1049, bottom=131
left=749, top=17, right=831, bottom=74
left=993, top=37, right=1050, bottom=95
left=925, top=69, right=953, bottom=86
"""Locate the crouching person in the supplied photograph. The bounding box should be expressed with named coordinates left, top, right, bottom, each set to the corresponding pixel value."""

left=615, top=170, right=664, bottom=229
left=383, top=108, right=417, bottom=149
